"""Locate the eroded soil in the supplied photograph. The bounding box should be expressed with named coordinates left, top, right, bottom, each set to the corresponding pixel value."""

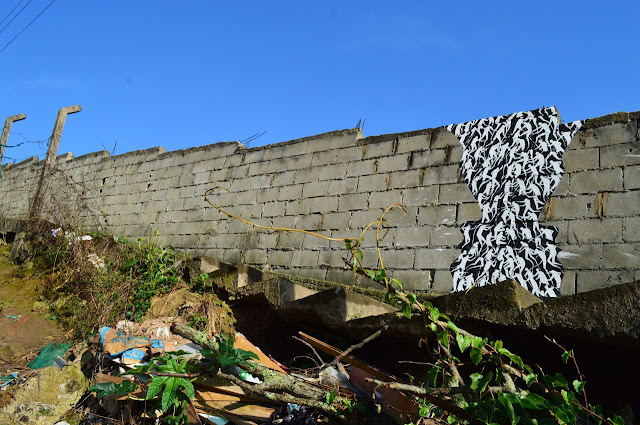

left=0, top=242, right=66, bottom=366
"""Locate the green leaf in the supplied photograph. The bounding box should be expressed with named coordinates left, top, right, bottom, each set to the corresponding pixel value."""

left=429, top=322, right=437, bottom=332
left=456, top=334, right=471, bottom=353
left=427, top=367, right=439, bottom=387
left=519, top=393, right=550, bottom=410
left=419, top=406, right=430, bottom=417
left=407, top=293, right=417, bottom=304
left=608, top=416, right=625, bottom=425
left=344, top=239, right=352, bottom=250
left=469, top=373, right=483, bottom=391
left=470, top=347, right=483, bottom=365
left=561, top=350, right=571, bottom=364
left=326, top=390, right=337, bottom=405
left=366, top=269, right=376, bottom=280
left=446, top=321, right=459, bottom=335
left=426, top=304, right=440, bottom=322
left=402, top=303, right=412, bottom=319
left=437, top=331, right=449, bottom=347
left=572, top=379, right=585, bottom=393
left=89, top=380, right=138, bottom=398
left=498, top=392, right=518, bottom=425
left=391, top=278, right=402, bottom=289
left=146, top=376, right=168, bottom=400
left=181, top=378, right=195, bottom=400
left=471, top=336, right=484, bottom=349
left=384, top=292, right=393, bottom=303
left=161, top=377, right=178, bottom=412
left=542, top=373, right=568, bottom=389
left=356, top=249, right=363, bottom=258
left=525, top=373, right=538, bottom=387
left=447, top=414, right=458, bottom=424
left=493, top=340, right=503, bottom=351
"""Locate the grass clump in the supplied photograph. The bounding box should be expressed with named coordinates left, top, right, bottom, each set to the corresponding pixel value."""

left=34, top=227, right=185, bottom=339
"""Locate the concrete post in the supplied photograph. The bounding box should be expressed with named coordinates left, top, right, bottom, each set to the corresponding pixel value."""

left=29, top=105, right=81, bottom=222
left=0, top=113, right=26, bottom=167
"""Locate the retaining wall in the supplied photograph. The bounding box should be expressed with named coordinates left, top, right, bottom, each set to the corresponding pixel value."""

left=1, top=110, right=638, bottom=295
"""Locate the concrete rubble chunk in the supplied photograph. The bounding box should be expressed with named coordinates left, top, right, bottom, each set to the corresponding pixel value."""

left=282, top=286, right=398, bottom=328
left=0, top=364, right=89, bottom=425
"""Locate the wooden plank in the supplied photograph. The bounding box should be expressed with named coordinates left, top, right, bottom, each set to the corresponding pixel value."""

left=234, top=333, right=286, bottom=373
left=192, top=400, right=275, bottom=423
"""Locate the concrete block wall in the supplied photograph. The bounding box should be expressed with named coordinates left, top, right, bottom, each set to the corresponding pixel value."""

left=0, top=110, right=638, bottom=295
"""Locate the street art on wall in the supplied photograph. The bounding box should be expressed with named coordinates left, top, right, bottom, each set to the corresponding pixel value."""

left=447, top=107, right=582, bottom=297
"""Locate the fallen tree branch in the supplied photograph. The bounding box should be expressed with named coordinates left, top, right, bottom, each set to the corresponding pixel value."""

left=364, top=378, right=474, bottom=397
left=319, top=315, right=399, bottom=373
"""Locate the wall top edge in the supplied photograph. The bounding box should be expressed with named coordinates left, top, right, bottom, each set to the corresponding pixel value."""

left=243, top=128, right=362, bottom=153
left=582, top=110, right=640, bottom=130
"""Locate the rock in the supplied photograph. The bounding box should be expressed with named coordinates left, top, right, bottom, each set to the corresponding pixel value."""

left=0, top=364, right=89, bottom=425
left=9, top=233, right=31, bottom=265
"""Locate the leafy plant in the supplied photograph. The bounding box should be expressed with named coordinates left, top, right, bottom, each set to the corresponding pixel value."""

left=201, top=332, right=258, bottom=369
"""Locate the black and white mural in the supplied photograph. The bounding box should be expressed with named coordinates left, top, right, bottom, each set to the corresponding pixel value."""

left=446, top=107, right=582, bottom=297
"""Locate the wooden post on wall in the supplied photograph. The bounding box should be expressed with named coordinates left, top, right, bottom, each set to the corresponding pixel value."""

left=28, top=105, right=81, bottom=222
left=0, top=113, right=26, bottom=171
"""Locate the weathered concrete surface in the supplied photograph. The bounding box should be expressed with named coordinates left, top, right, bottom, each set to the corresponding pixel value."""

left=279, top=286, right=398, bottom=329
left=0, top=364, right=89, bottom=425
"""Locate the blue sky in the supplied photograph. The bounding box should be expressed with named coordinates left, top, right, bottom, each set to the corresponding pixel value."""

left=1, top=1, right=638, bottom=164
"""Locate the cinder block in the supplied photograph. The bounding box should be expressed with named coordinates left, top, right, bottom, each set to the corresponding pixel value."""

left=583, top=121, right=637, bottom=148
left=334, top=146, right=364, bottom=163
left=279, top=155, right=313, bottom=171
left=293, top=167, right=321, bottom=184
left=345, top=159, right=378, bottom=177
left=576, top=270, right=634, bottom=293
left=362, top=139, right=395, bottom=159
left=268, top=249, right=294, bottom=266
left=408, top=150, right=446, bottom=169
left=241, top=149, right=265, bottom=164
left=262, top=202, right=285, bottom=217
left=291, top=251, right=319, bottom=267
left=295, top=213, right=322, bottom=230
left=607, top=191, right=640, bottom=217
left=430, top=226, right=463, bottom=246
left=338, top=193, right=369, bottom=211
left=414, top=248, right=457, bottom=269
left=568, top=218, right=623, bottom=243
left=262, top=141, right=307, bottom=161
left=309, top=196, right=339, bottom=213
left=320, top=212, right=353, bottom=230
left=438, top=183, right=476, bottom=204
left=601, top=243, right=640, bottom=269
left=457, top=202, right=482, bottom=223
left=556, top=244, right=602, bottom=269
left=271, top=171, right=297, bottom=187
left=318, top=163, right=349, bottom=181
left=542, top=220, right=569, bottom=244
left=424, top=165, right=460, bottom=185
left=560, top=271, right=576, bottom=296
left=387, top=170, right=422, bottom=189
left=624, top=165, right=640, bottom=190
left=376, top=154, right=412, bottom=173
left=431, top=129, right=460, bottom=148
left=396, top=134, right=430, bottom=153
left=350, top=210, right=384, bottom=230
left=390, top=270, right=431, bottom=291
left=379, top=206, right=416, bottom=227
left=624, top=216, right=640, bottom=241
left=276, top=232, right=304, bottom=249
left=272, top=216, right=296, bottom=229
left=278, top=184, right=304, bottom=201
left=296, top=267, right=328, bottom=282
left=302, top=232, right=333, bottom=249
left=394, top=227, right=431, bottom=247
left=303, top=181, right=330, bottom=198
left=369, top=190, right=403, bottom=209
left=402, top=186, right=439, bottom=207
left=540, top=195, right=592, bottom=221
left=285, top=199, right=312, bottom=216
left=563, top=148, right=599, bottom=172
left=256, top=187, right=279, bottom=203
left=432, top=270, right=453, bottom=293
left=235, top=190, right=258, bottom=205
left=417, top=205, right=457, bottom=226
left=357, top=174, right=388, bottom=194
left=245, top=160, right=271, bottom=177
left=378, top=249, right=415, bottom=269
left=601, top=142, right=640, bottom=167
left=328, top=178, right=359, bottom=195
left=310, top=150, right=339, bottom=167
left=569, top=168, right=623, bottom=194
